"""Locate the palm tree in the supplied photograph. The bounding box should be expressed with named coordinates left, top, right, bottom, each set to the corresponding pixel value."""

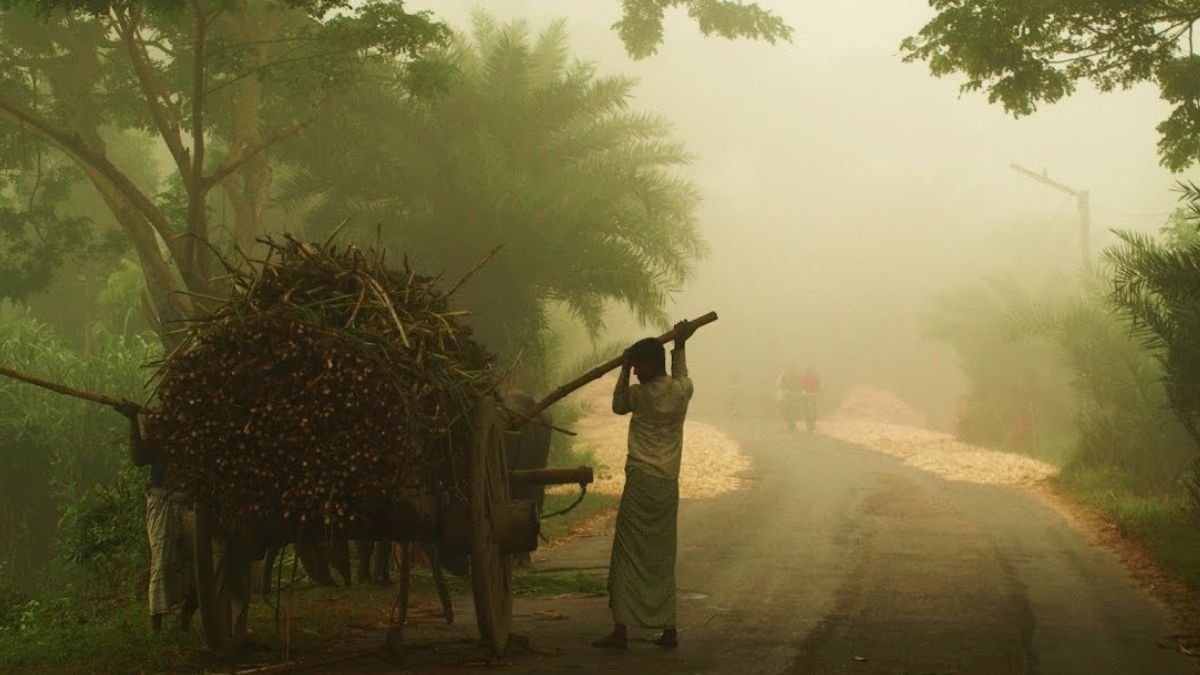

left=1009, top=281, right=1192, bottom=479
left=278, top=12, right=705, bottom=372
left=1107, top=185, right=1200, bottom=451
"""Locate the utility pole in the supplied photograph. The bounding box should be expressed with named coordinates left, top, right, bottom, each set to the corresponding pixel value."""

left=1010, top=164, right=1091, bottom=271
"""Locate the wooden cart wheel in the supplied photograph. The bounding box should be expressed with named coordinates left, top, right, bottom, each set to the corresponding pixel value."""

left=470, top=398, right=513, bottom=656
left=194, top=502, right=252, bottom=658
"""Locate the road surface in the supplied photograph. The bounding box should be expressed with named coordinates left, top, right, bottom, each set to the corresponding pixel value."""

left=320, top=414, right=1194, bottom=675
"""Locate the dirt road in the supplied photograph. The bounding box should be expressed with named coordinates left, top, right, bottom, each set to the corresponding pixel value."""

left=319, top=414, right=1194, bottom=674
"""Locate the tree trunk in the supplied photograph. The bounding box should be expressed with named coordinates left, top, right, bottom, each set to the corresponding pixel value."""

left=81, top=166, right=191, bottom=349
left=220, top=2, right=281, bottom=256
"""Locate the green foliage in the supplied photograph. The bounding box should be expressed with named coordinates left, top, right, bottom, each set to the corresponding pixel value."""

left=280, top=13, right=705, bottom=364
left=923, top=276, right=1076, bottom=451
left=0, top=589, right=201, bottom=675
left=56, top=462, right=147, bottom=594
left=0, top=309, right=157, bottom=581
left=613, top=0, right=793, bottom=59
left=0, top=0, right=449, bottom=341
left=15, top=0, right=792, bottom=59
left=0, top=109, right=120, bottom=301
left=1105, top=184, right=1200, bottom=504
left=1056, top=463, right=1200, bottom=590
left=512, top=570, right=606, bottom=596
left=0, top=202, right=92, bottom=301
left=1107, top=197, right=1200, bottom=444
left=1009, top=280, right=1193, bottom=482
left=94, top=256, right=148, bottom=334
left=902, top=1, right=1200, bottom=170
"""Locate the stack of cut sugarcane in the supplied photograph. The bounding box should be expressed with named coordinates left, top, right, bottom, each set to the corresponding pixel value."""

left=152, top=235, right=494, bottom=530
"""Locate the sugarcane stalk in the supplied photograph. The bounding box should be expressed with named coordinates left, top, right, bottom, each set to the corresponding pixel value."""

left=520, top=310, right=718, bottom=425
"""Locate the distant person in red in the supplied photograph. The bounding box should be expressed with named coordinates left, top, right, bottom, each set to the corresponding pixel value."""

left=800, top=367, right=821, bottom=433
left=802, top=367, right=821, bottom=395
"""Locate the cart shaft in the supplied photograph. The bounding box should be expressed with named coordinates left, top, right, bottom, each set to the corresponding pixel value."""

left=509, top=466, right=593, bottom=487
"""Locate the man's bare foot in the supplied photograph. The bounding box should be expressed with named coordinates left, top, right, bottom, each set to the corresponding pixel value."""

left=591, top=633, right=627, bottom=649
left=654, top=629, right=678, bottom=649
left=591, top=625, right=628, bottom=649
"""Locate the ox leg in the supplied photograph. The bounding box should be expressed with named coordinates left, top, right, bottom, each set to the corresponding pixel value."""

left=372, top=540, right=391, bottom=584
left=423, top=541, right=454, bottom=624
left=356, top=541, right=374, bottom=584
left=329, top=539, right=352, bottom=586
left=384, top=542, right=411, bottom=658
left=260, top=547, right=279, bottom=595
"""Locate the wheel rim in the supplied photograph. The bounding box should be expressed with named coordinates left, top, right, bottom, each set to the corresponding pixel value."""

left=470, top=399, right=512, bottom=656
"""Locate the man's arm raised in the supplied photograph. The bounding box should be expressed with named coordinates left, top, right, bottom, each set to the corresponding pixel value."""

left=613, top=349, right=635, bottom=415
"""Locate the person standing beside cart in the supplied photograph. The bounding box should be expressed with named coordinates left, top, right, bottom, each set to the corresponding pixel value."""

left=592, top=319, right=696, bottom=651
left=115, top=401, right=198, bottom=632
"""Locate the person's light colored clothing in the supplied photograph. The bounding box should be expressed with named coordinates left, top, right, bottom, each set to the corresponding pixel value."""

left=607, top=466, right=678, bottom=629
left=612, top=348, right=693, bottom=479
left=146, top=487, right=195, bottom=616
left=607, top=346, right=691, bottom=629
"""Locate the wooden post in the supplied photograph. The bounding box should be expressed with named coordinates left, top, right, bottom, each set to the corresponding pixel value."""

left=520, top=310, right=718, bottom=425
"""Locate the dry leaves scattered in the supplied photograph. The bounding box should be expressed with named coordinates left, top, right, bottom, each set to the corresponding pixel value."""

left=824, top=385, right=1058, bottom=486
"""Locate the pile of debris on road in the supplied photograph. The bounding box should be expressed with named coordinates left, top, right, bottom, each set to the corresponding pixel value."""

left=824, top=385, right=1056, bottom=486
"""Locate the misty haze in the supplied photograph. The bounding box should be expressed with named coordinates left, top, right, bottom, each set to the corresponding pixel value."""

left=0, top=1, right=1198, bottom=674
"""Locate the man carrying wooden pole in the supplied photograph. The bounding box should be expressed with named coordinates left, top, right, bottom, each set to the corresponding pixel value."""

left=591, top=318, right=697, bottom=650
left=0, top=366, right=199, bottom=631
left=113, top=399, right=199, bottom=632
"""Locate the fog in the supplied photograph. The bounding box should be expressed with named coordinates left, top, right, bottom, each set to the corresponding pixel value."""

left=415, top=0, right=1182, bottom=428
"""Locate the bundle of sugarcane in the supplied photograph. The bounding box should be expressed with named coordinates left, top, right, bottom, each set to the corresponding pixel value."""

left=151, top=235, right=495, bottom=530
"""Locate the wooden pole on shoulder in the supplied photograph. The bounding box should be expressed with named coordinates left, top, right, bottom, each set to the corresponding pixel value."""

left=520, top=310, right=718, bottom=425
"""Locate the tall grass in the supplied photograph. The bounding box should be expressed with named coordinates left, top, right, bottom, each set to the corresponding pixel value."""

left=0, top=307, right=158, bottom=587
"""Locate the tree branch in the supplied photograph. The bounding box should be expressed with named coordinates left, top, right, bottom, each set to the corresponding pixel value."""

left=204, top=47, right=351, bottom=98
left=204, top=100, right=327, bottom=190
left=189, top=0, right=211, bottom=284
left=0, top=90, right=184, bottom=265
left=113, top=7, right=193, bottom=185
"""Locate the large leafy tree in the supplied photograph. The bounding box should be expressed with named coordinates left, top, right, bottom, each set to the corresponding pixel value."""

left=902, top=1, right=1200, bottom=171
left=1, top=0, right=786, bottom=351
left=278, top=14, right=706, bottom=367
left=0, top=0, right=446, bottom=345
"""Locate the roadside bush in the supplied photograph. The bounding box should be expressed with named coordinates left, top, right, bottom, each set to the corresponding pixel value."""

left=923, top=276, right=1077, bottom=455
left=1106, top=191, right=1200, bottom=509
left=57, top=462, right=147, bottom=596
left=1011, top=281, right=1194, bottom=486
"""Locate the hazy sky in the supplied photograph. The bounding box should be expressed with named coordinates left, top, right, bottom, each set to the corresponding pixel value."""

left=411, top=1, right=1187, bottom=423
